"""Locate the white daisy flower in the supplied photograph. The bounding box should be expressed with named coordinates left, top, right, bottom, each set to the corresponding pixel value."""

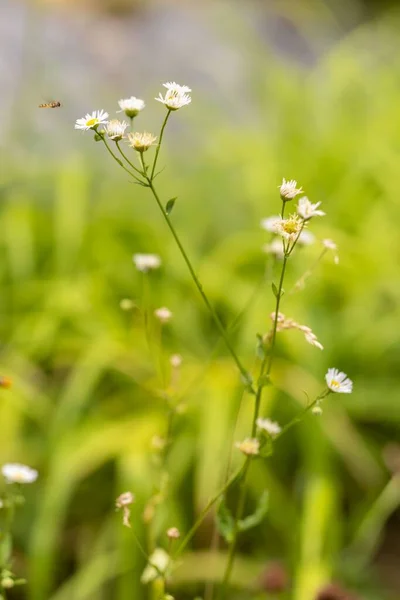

left=154, top=307, right=172, bottom=323
left=256, top=418, right=282, bottom=437
left=235, top=438, right=260, bottom=456
left=2, top=463, right=38, bottom=484
left=133, top=253, right=161, bottom=272
left=117, top=96, right=145, bottom=118
left=279, top=178, right=303, bottom=200
left=260, top=215, right=281, bottom=233
left=141, top=548, right=171, bottom=584
left=105, top=119, right=128, bottom=141
left=128, top=131, right=157, bottom=152
left=325, top=368, right=353, bottom=394
left=273, top=214, right=303, bottom=242
left=75, top=109, right=109, bottom=131
left=156, top=82, right=192, bottom=110
left=263, top=238, right=284, bottom=258
left=297, top=196, right=325, bottom=220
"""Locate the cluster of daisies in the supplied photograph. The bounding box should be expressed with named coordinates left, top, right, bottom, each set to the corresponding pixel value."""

left=75, top=88, right=353, bottom=460
left=234, top=179, right=353, bottom=457
left=261, top=179, right=338, bottom=262
left=75, top=82, right=191, bottom=152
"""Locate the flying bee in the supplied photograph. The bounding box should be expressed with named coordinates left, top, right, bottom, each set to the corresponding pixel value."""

left=39, top=101, right=61, bottom=108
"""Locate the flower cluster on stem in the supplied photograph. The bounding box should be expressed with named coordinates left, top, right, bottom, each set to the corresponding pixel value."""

left=74, top=84, right=354, bottom=600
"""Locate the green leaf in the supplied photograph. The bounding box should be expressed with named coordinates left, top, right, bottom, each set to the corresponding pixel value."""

left=165, top=197, right=177, bottom=215
left=271, top=282, right=279, bottom=297
left=238, top=491, right=269, bottom=532
left=216, top=497, right=235, bottom=543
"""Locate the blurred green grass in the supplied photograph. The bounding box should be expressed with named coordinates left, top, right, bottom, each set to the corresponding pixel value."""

left=1, top=10, right=400, bottom=600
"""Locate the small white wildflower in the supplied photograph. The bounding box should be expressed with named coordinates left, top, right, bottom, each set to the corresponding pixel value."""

left=117, top=96, right=145, bottom=118
left=105, top=119, right=128, bottom=141
left=167, top=527, right=180, bottom=540
left=2, top=463, right=38, bottom=484
left=128, top=131, right=157, bottom=152
left=279, top=178, right=303, bottom=200
left=156, top=82, right=192, bottom=111
left=133, top=253, right=161, bottom=272
left=75, top=109, right=109, bottom=131
left=235, top=438, right=260, bottom=456
left=263, top=238, right=284, bottom=258
left=256, top=418, right=282, bottom=437
left=273, top=214, right=303, bottom=242
left=154, top=307, right=172, bottom=323
left=141, top=548, right=171, bottom=584
left=170, top=354, right=182, bottom=368
left=260, top=215, right=281, bottom=233
left=297, top=197, right=325, bottom=220
left=325, top=368, right=353, bottom=394
left=312, top=405, right=323, bottom=415
left=297, top=230, right=315, bottom=246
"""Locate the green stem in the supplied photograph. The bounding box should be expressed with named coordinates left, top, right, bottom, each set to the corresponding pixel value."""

left=290, top=247, right=328, bottom=294
left=100, top=137, right=145, bottom=185
left=130, top=528, right=150, bottom=563
left=151, top=110, right=172, bottom=181
left=219, top=237, right=289, bottom=599
left=173, top=464, right=245, bottom=560
left=115, top=141, right=145, bottom=176
left=218, top=458, right=251, bottom=596
left=145, top=178, right=254, bottom=391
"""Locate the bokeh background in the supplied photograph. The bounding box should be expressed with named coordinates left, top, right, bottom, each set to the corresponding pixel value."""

left=1, top=0, right=400, bottom=599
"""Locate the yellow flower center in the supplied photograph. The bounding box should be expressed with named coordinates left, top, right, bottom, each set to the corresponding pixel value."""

left=86, top=118, right=98, bottom=127
left=283, top=221, right=299, bottom=234
left=331, top=379, right=339, bottom=388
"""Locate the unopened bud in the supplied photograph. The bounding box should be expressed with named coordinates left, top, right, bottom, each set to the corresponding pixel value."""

left=167, top=527, right=180, bottom=540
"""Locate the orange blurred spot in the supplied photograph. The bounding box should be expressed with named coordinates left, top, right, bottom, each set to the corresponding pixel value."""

left=0, top=376, right=12, bottom=389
